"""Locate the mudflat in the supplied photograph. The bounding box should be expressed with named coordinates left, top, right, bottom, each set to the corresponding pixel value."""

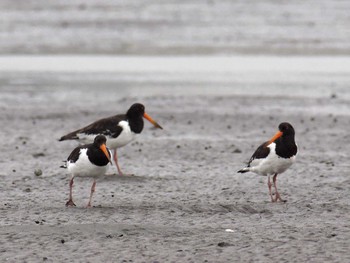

left=0, top=65, right=349, bottom=262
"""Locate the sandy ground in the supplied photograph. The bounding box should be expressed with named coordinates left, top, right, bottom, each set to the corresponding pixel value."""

left=0, top=68, right=349, bottom=262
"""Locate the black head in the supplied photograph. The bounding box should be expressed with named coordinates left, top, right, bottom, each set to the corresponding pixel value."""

left=278, top=122, right=295, bottom=137
left=126, top=103, right=163, bottom=131
left=93, top=135, right=107, bottom=146
left=126, top=103, right=145, bottom=119
left=268, top=122, right=295, bottom=144
left=92, top=135, right=111, bottom=163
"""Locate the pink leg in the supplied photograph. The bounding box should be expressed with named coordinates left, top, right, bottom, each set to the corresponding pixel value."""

left=267, top=176, right=274, bottom=202
left=66, top=178, right=76, bottom=207
left=273, top=174, right=286, bottom=202
left=86, top=180, right=96, bottom=208
left=113, top=149, right=124, bottom=176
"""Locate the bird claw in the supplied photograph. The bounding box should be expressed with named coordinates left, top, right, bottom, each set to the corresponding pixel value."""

left=273, top=193, right=287, bottom=203
left=65, top=199, right=76, bottom=207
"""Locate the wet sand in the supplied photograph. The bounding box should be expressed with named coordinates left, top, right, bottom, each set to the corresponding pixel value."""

left=0, top=63, right=349, bottom=262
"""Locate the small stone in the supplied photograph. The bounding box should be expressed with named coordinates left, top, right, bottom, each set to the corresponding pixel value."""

left=34, top=169, right=43, bottom=176
left=32, top=153, right=45, bottom=158
left=217, top=242, right=231, bottom=247
left=61, top=239, right=65, bottom=244
left=233, top=148, right=242, bottom=153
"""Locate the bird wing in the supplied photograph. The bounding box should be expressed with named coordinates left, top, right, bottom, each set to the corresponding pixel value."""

left=67, top=146, right=83, bottom=163
left=247, top=141, right=270, bottom=167
left=59, top=114, right=126, bottom=141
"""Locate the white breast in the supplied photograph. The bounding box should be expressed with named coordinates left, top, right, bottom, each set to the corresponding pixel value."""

left=67, top=148, right=109, bottom=177
left=250, top=143, right=296, bottom=176
left=106, top=120, right=137, bottom=149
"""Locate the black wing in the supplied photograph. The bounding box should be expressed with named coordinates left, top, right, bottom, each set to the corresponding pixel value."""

left=247, top=141, right=270, bottom=167
left=67, top=145, right=85, bottom=163
left=59, top=114, right=126, bottom=141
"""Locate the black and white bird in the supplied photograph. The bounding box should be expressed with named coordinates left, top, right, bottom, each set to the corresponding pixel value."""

left=238, top=122, right=298, bottom=202
left=59, top=103, right=163, bottom=175
left=64, top=135, right=112, bottom=207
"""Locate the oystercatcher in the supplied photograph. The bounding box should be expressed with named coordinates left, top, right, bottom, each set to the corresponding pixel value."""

left=64, top=135, right=112, bottom=207
left=238, top=122, right=297, bottom=202
left=59, top=103, right=163, bottom=175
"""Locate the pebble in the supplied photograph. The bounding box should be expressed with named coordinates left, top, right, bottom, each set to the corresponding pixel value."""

left=34, top=169, right=43, bottom=176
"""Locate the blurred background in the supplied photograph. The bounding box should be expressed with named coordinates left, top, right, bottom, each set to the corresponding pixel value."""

left=1, top=0, right=349, bottom=56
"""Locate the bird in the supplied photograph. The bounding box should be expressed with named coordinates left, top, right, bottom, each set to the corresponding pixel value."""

left=59, top=103, right=163, bottom=175
left=238, top=122, right=297, bottom=202
left=64, top=135, right=112, bottom=207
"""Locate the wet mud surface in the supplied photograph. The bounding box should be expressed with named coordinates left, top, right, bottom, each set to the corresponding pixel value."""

left=0, top=71, right=349, bottom=262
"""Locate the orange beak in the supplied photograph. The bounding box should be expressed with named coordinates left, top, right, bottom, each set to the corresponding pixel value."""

left=100, top=144, right=112, bottom=164
left=143, top=112, right=163, bottom=129
left=268, top=130, right=283, bottom=145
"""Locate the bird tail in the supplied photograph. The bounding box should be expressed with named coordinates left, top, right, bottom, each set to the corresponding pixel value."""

left=60, top=161, right=67, bottom=169
left=237, top=167, right=250, bottom=173
left=58, top=132, right=79, bottom=141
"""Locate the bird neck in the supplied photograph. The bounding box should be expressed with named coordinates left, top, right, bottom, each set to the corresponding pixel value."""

left=87, top=146, right=110, bottom=166
left=128, top=116, right=144, bottom=134
left=275, top=135, right=297, bottom=158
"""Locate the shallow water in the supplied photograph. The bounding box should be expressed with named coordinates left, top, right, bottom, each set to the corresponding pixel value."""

left=1, top=55, right=350, bottom=104
left=1, top=1, right=350, bottom=55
